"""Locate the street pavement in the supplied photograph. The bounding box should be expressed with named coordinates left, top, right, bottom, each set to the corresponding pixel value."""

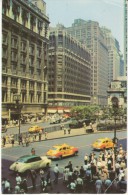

left=2, top=124, right=127, bottom=194
left=2, top=122, right=126, bottom=149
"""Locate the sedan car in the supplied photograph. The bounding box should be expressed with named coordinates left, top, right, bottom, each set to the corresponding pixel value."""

left=46, top=143, right=78, bottom=159
left=9, top=155, right=51, bottom=173
left=92, top=137, right=114, bottom=150
left=28, top=125, right=43, bottom=133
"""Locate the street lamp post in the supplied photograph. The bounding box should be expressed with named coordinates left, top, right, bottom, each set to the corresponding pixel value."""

left=13, top=94, right=22, bottom=139
left=111, top=97, right=119, bottom=160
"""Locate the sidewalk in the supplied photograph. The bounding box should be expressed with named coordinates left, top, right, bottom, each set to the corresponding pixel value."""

left=2, top=126, right=126, bottom=149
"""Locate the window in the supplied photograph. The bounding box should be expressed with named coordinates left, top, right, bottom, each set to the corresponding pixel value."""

left=21, top=41, right=26, bottom=51
left=11, top=37, right=17, bottom=48
left=2, top=33, right=7, bottom=44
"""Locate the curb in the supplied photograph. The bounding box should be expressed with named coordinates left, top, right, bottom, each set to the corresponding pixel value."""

left=2, top=129, right=126, bottom=149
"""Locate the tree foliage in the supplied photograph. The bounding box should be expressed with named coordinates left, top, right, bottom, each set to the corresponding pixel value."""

left=70, top=105, right=100, bottom=120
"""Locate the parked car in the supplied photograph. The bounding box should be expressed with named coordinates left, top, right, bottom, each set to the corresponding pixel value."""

left=46, top=143, right=78, bottom=159
left=92, top=137, right=114, bottom=150
left=9, top=155, right=51, bottom=173
left=69, top=118, right=95, bottom=129
left=28, top=125, right=43, bottom=133
left=50, top=118, right=61, bottom=124
left=69, top=119, right=83, bottom=128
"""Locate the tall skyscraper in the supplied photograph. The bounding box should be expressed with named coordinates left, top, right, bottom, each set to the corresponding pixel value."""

left=2, top=0, right=49, bottom=120
left=124, top=0, right=127, bottom=75
left=48, top=24, right=92, bottom=113
left=101, top=27, right=121, bottom=84
left=67, top=19, right=109, bottom=106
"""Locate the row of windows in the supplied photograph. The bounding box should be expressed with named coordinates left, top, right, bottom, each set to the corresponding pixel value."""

left=3, top=1, right=48, bottom=37
left=49, top=35, right=90, bottom=61
left=3, top=34, right=42, bottom=58
left=48, top=94, right=90, bottom=101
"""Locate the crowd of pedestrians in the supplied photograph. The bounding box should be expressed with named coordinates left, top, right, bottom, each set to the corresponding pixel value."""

left=1, top=130, right=50, bottom=148
left=61, top=144, right=127, bottom=194
left=1, top=144, right=127, bottom=194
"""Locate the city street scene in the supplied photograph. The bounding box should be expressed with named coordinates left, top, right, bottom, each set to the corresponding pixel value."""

left=1, top=0, right=127, bottom=194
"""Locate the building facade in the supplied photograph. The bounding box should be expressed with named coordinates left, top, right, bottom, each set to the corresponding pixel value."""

left=2, top=0, right=50, bottom=120
left=124, top=0, right=128, bottom=76
left=107, top=76, right=127, bottom=110
left=48, top=24, right=92, bottom=113
left=67, top=19, right=109, bottom=106
left=101, top=27, right=121, bottom=85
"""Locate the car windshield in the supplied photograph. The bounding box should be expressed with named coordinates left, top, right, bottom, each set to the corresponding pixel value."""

left=96, top=140, right=102, bottom=143
left=17, top=158, right=27, bottom=163
left=51, top=147, right=58, bottom=150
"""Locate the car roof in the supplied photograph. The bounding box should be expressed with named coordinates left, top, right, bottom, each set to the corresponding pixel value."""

left=17, top=155, right=40, bottom=161
left=97, top=138, right=111, bottom=141
left=53, top=143, right=70, bottom=148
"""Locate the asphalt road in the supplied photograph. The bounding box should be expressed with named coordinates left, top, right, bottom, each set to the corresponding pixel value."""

left=2, top=130, right=127, bottom=194
left=3, top=121, right=70, bottom=135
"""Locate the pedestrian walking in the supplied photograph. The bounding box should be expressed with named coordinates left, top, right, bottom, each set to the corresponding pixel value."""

left=66, top=161, right=73, bottom=172
left=68, top=180, right=76, bottom=193
left=79, top=166, right=85, bottom=179
left=2, top=136, right=6, bottom=147
left=30, top=169, right=37, bottom=189
left=39, top=169, right=44, bottom=181
left=91, top=162, right=97, bottom=180
left=68, top=128, right=71, bottom=134
left=54, top=164, right=59, bottom=184
left=107, top=158, right=113, bottom=171
left=75, top=175, right=83, bottom=193
left=39, top=130, right=42, bottom=141
left=115, top=161, right=120, bottom=176
left=25, top=137, right=29, bottom=147
left=4, top=179, right=11, bottom=194
left=64, top=128, right=66, bottom=135
left=40, top=177, right=47, bottom=193
left=46, top=170, right=52, bottom=190
left=15, top=173, right=22, bottom=185
left=18, top=134, right=23, bottom=146
left=31, top=148, right=35, bottom=155
left=2, top=178, right=6, bottom=193
left=14, top=182, right=21, bottom=194
left=44, top=131, right=48, bottom=139
left=20, top=178, right=28, bottom=193
left=63, top=167, right=69, bottom=184
left=10, top=134, right=14, bottom=147
left=95, top=177, right=103, bottom=194
left=84, top=154, right=88, bottom=164
left=104, top=177, right=112, bottom=193
left=60, top=123, right=64, bottom=130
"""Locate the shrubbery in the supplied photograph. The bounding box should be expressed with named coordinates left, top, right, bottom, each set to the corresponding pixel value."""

left=97, top=122, right=127, bottom=131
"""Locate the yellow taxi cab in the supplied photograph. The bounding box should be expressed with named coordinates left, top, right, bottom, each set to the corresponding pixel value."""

left=46, top=143, right=79, bottom=159
left=28, top=125, right=43, bottom=133
left=92, top=137, right=114, bottom=150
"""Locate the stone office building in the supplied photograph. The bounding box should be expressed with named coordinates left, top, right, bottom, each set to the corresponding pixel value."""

left=48, top=24, right=92, bottom=113
left=2, top=0, right=49, bottom=120
left=66, top=19, right=109, bottom=106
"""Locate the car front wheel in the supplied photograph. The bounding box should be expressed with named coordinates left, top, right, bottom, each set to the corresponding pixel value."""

left=74, top=151, right=78, bottom=156
left=58, top=155, right=62, bottom=160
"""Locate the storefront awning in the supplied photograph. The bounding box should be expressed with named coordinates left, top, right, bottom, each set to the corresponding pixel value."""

left=58, top=110, right=63, bottom=113
left=64, top=110, right=70, bottom=113
left=30, top=113, right=37, bottom=117
left=2, top=115, right=9, bottom=119
left=47, top=110, right=57, bottom=113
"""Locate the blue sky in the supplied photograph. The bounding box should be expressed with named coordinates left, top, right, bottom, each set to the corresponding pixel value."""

left=45, top=0, right=124, bottom=54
